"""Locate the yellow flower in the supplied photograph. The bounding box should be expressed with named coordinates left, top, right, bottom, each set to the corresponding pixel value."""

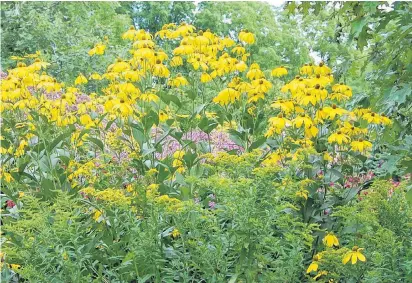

left=112, top=99, right=133, bottom=117
left=323, top=232, right=339, bottom=247
left=323, top=152, right=333, bottom=162
left=267, top=114, right=290, bottom=135
left=313, top=271, right=328, bottom=280
left=200, top=72, right=212, bottom=83
left=173, top=150, right=185, bottom=160
left=235, top=60, right=247, bottom=72
left=270, top=99, right=294, bottom=114
left=171, top=228, right=180, bottom=238
left=340, top=122, right=367, bottom=136
left=300, top=63, right=313, bottom=76
left=88, top=43, right=106, bottom=56
left=140, top=92, right=159, bottom=103
left=296, top=189, right=309, bottom=200
left=300, top=92, right=317, bottom=106
left=9, top=264, right=21, bottom=271
left=152, top=60, right=170, bottom=77
left=247, top=92, right=265, bottom=103
left=323, top=104, right=347, bottom=120
left=74, top=73, right=88, bottom=85
left=239, top=29, right=255, bottom=44
left=231, top=45, right=246, bottom=55
left=314, top=62, right=332, bottom=76
left=29, top=58, right=50, bottom=71
left=379, top=114, right=392, bottom=125
left=328, top=131, right=350, bottom=145
left=109, top=59, right=130, bottom=73
left=251, top=78, right=272, bottom=93
left=213, top=88, right=240, bottom=106
left=342, top=246, right=366, bottom=265
left=205, top=111, right=217, bottom=118
left=122, top=26, right=138, bottom=40
left=93, top=210, right=102, bottom=222
left=170, top=56, right=183, bottom=67
left=89, top=73, right=102, bottom=80
left=79, top=114, right=95, bottom=127
left=221, top=36, right=235, bottom=47
left=168, top=74, right=188, bottom=87
left=306, top=254, right=321, bottom=273
left=123, top=70, right=142, bottom=82
left=362, top=112, right=383, bottom=124
left=271, top=66, right=288, bottom=77
left=18, top=191, right=25, bottom=198
left=350, top=139, right=372, bottom=152
left=159, top=111, right=169, bottom=122
left=293, top=115, right=312, bottom=128
left=304, top=125, right=318, bottom=138
left=246, top=68, right=264, bottom=80
left=146, top=168, right=159, bottom=176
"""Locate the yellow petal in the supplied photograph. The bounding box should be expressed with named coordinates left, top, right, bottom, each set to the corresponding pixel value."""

left=351, top=253, right=358, bottom=264
left=357, top=252, right=366, bottom=262
left=306, top=262, right=318, bottom=273
left=342, top=253, right=351, bottom=265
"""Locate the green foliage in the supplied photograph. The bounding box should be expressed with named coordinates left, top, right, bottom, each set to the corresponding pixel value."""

left=1, top=2, right=131, bottom=82
left=127, top=2, right=196, bottom=32
left=2, top=154, right=316, bottom=282
left=3, top=156, right=411, bottom=282
left=319, top=180, right=412, bottom=282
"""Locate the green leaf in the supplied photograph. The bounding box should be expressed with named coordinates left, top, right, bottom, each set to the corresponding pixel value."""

left=248, top=137, right=266, bottom=151
left=390, top=84, right=411, bottom=105
left=88, top=137, right=104, bottom=151
left=198, top=117, right=218, bottom=134
left=406, top=187, right=412, bottom=206
left=351, top=17, right=367, bottom=37
left=48, top=130, right=73, bottom=152
left=286, top=2, right=297, bottom=14
left=329, top=168, right=344, bottom=182
left=131, top=127, right=145, bottom=147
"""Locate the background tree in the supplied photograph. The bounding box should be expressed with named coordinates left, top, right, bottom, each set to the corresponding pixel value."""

left=1, top=1, right=131, bottom=82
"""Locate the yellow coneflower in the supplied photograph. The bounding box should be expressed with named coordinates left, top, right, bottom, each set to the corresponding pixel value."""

left=328, top=131, right=350, bottom=145
left=74, top=73, right=88, bottom=85
left=271, top=66, right=288, bottom=77
left=307, top=254, right=322, bottom=273
left=342, top=246, right=366, bottom=265
left=239, top=29, right=255, bottom=44
left=213, top=88, right=240, bottom=106
left=322, top=232, right=339, bottom=247
left=350, top=139, right=372, bottom=152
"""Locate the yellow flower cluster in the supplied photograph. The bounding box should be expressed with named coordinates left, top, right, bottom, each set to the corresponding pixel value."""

left=263, top=61, right=391, bottom=168
left=68, top=161, right=97, bottom=187
left=172, top=150, right=185, bottom=173
left=80, top=187, right=131, bottom=206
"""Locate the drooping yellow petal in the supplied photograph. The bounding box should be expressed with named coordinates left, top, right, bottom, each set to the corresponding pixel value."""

left=351, top=253, right=358, bottom=264
left=357, top=252, right=366, bottom=262
left=306, top=262, right=318, bottom=273
left=342, top=253, right=352, bottom=265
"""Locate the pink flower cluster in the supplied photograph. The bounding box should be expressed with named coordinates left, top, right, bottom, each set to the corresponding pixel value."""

left=155, top=129, right=243, bottom=159
left=344, top=171, right=374, bottom=189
